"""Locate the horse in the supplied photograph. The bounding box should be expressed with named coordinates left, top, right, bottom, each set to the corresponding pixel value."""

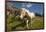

left=20, top=8, right=35, bottom=29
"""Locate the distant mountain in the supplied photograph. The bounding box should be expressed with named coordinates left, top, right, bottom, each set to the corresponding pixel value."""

left=35, top=13, right=43, bottom=16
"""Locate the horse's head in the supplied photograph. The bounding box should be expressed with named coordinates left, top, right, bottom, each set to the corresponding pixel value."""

left=19, top=8, right=30, bottom=19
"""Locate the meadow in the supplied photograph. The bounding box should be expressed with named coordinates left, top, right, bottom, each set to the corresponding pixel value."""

left=7, top=14, right=44, bottom=31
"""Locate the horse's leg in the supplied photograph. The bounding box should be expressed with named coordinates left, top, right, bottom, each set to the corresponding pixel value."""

left=26, top=20, right=29, bottom=29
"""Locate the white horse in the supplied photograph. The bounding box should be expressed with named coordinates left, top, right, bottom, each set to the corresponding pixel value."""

left=20, top=8, right=35, bottom=29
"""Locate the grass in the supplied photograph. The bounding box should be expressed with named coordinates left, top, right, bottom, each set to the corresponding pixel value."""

left=30, top=16, right=44, bottom=29
left=7, top=15, right=44, bottom=31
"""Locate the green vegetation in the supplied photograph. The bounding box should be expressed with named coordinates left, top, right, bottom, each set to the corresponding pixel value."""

left=7, top=14, right=44, bottom=31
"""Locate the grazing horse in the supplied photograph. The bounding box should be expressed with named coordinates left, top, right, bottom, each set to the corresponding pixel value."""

left=20, top=8, right=35, bottom=29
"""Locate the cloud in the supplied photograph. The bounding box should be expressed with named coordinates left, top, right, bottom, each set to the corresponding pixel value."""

left=26, top=3, right=32, bottom=8
left=22, top=3, right=32, bottom=8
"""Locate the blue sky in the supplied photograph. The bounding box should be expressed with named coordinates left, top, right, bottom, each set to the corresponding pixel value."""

left=8, top=2, right=44, bottom=15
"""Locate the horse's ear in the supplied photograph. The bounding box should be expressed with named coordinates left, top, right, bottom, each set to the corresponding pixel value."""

left=26, top=12, right=28, bottom=15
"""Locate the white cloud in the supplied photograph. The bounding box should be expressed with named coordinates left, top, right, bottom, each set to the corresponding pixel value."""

left=26, top=3, right=32, bottom=8
left=22, top=3, right=32, bottom=8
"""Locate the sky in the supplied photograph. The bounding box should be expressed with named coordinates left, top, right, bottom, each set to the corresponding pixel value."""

left=7, top=2, right=44, bottom=15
